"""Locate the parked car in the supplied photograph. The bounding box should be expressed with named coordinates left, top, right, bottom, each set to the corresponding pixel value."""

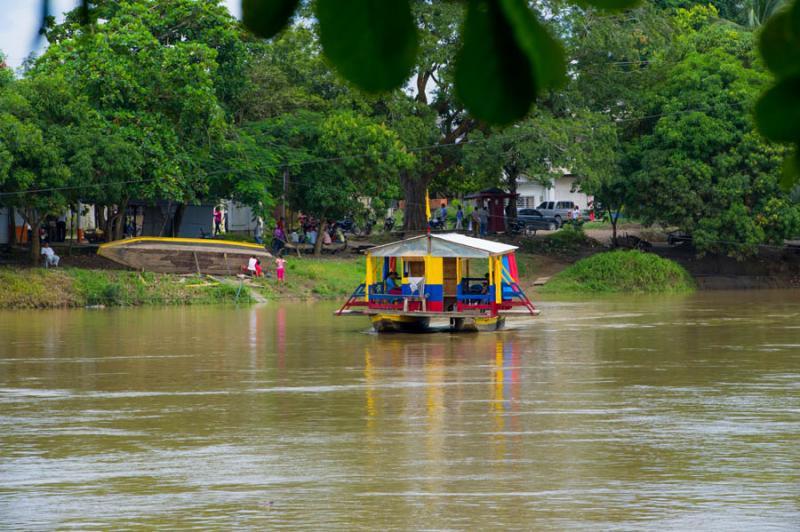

left=667, top=231, right=692, bottom=246
left=513, top=209, right=559, bottom=234
left=535, top=201, right=578, bottom=227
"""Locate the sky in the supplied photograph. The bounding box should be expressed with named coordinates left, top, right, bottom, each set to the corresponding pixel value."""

left=0, top=0, right=241, bottom=69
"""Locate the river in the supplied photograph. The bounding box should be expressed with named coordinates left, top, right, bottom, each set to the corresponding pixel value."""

left=1, top=291, right=799, bottom=530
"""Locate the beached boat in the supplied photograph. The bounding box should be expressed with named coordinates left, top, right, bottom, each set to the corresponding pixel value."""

left=98, top=237, right=271, bottom=274
left=336, top=233, right=539, bottom=332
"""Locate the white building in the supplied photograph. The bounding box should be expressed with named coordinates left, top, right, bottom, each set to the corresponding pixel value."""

left=515, top=172, right=593, bottom=210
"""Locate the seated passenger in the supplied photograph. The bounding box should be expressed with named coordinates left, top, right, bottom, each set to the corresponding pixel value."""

left=480, top=273, right=490, bottom=294
left=386, top=271, right=402, bottom=294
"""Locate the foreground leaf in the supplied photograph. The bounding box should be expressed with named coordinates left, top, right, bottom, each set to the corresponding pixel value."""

left=241, top=0, right=299, bottom=39
left=755, top=78, right=800, bottom=142
left=759, top=9, right=800, bottom=78
left=456, top=0, right=537, bottom=125
left=316, top=0, right=418, bottom=93
left=499, top=0, right=566, bottom=90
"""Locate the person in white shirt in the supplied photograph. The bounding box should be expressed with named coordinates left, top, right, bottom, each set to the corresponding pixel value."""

left=572, top=206, right=581, bottom=221
left=41, top=242, right=60, bottom=267
left=247, top=256, right=258, bottom=276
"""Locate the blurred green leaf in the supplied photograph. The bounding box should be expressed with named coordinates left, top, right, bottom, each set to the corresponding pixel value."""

left=793, top=0, right=800, bottom=33
left=499, top=0, right=566, bottom=90
left=780, top=147, right=800, bottom=191
left=316, top=0, right=418, bottom=93
left=755, top=78, right=800, bottom=142
left=242, top=0, right=299, bottom=39
left=578, top=0, right=642, bottom=10
left=759, top=9, right=800, bottom=78
left=455, top=0, right=537, bottom=125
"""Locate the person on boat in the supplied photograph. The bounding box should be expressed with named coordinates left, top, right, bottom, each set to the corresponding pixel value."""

left=386, top=271, right=402, bottom=294
left=275, top=257, right=286, bottom=282
left=480, top=273, right=490, bottom=294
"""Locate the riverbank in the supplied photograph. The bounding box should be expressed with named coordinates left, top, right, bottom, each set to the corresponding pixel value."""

left=2, top=232, right=799, bottom=309
left=0, top=257, right=367, bottom=310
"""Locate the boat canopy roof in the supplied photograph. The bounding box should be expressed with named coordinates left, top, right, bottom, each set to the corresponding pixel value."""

left=367, top=233, right=518, bottom=259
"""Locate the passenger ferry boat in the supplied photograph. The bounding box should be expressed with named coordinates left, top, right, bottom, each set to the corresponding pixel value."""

left=336, top=233, right=539, bottom=332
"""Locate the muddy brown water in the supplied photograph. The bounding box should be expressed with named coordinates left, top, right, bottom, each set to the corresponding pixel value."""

left=1, top=291, right=799, bottom=530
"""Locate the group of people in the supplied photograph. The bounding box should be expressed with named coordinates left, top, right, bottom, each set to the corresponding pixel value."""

left=430, top=204, right=491, bottom=236
left=244, top=255, right=286, bottom=281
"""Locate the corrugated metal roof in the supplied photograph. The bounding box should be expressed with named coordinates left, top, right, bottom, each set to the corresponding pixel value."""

left=368, top=233, right=517, bottom=258
left=433, top=233, right=518, bottom=255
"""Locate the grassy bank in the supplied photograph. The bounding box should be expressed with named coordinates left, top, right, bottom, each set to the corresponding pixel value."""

left=252, top=257, right=365, bottom=299
left=0, top=268, right=250, bottom=309
left=539, top=250, right=695, bottom=294
left=0, top=257, right=366, bottom=310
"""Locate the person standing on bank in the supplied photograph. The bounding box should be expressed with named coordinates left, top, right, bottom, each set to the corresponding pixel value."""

left=213, top=206, right=223, bottom=235
left=479, top=205, right=489, bottom=236
left=471, top=205, right=481, bottom=237
left=455, top=205, right=464, bottom=230
left=275, top=257, right=286, bottom=282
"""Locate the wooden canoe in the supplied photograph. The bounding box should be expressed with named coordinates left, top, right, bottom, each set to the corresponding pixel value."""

left=98, top=237, right=271, bottom=275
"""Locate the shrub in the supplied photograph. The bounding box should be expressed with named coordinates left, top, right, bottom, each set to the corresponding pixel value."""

left=540, top=250, right=695, bottom=294
left=520, top=225, right=594, bottom=255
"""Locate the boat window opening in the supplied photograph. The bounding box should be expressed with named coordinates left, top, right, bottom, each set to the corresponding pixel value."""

left=406, top=258, right=425, bottom=278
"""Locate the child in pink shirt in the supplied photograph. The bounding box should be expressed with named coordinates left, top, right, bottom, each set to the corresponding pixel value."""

left=275, top=257, right=286, bottom=281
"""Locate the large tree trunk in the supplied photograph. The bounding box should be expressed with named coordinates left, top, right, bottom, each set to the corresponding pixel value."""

left=9, top=207, right=17, bottom=246
left=313, top=220, right=327, bottom=256
left=107, top=199, right=129, bottom=241
left=506, top=169, right=519, bottom=220
left=402, top=173, right=429, bottom=232
left=22, top=210, right=43, bottom=265
left=609, top=207, right=619, bottom=248
left=172, top=203, right=186, bottom=238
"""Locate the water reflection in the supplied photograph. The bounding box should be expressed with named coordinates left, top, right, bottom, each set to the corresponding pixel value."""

left=1, top=291, right=799, bottom=529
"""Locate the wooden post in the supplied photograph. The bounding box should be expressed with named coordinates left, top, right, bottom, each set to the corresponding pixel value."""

left=193, top=251, right=201, bottom=275
left=494, top=256, right=502, bottom=305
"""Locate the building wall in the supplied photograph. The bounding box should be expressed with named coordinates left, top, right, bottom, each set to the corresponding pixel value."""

left=140, top=204, right=213, bottom=238
left=225, top=201, right=257, bottom=234
left=516, top=175, right=592, bottom=209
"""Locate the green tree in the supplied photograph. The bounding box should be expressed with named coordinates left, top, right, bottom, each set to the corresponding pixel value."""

left=0, top=76, right=79, bottom=262
left=249, top=110, right=413, bottom=254
left=626, top=7, right=799, bottom=256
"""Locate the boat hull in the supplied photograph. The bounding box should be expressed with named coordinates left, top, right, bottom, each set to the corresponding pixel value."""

left=367, top=313, right=506, bottom=333
left=450, top=316, right=505, bottom=332
left=98, top=237, right=271, bottom=274
left=370, top=314, right=431, bottom=333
